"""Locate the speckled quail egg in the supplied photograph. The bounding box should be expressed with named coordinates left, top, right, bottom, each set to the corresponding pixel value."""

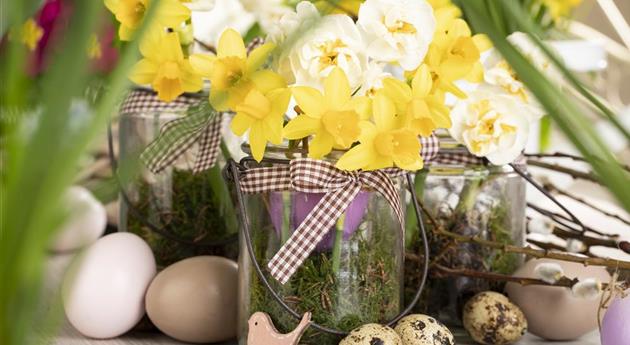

left=394, top=314, right=454, bottom=345
left=463, top=291, right=527, bottom=345
left=339, top=324, right=402, bottom=345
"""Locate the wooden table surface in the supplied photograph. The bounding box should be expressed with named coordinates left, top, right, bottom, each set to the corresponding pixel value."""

left=50, top=321, right=601, bottom=345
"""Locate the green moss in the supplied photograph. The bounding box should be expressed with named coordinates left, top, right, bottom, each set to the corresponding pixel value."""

left=125, top=167, right=238, bottom=268
left=245, top=195, right=401, bottom=345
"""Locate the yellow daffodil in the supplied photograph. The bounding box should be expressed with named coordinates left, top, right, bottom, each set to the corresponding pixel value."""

left=422, top=18, right=491, bottom=97
left=314, top=0, right=362, bottom=16
left=428, top=0, right=463, bottom=32
left=14, top=18, right=43, bottom=51
left=129, top=31, right=203, bottom=102
left=104, top=0, right=190, bottom=41
left=336, top=93, right=423, bottom=171
left=380, top=64, right=451, bottom=137
left=283, top=68, right=370, bottom=159
left=541, top=0, right=582, bottom=20
left=231, top=71, right=291, bottom=162
left=189, top=28, right=276, bottom=111
left=87, top=34, right=102, bottom=59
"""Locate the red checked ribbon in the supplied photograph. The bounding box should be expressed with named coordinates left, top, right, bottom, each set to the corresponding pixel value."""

left=240, top=158, right=405, bottom=284
left=237, top=134, right=439, bottom=284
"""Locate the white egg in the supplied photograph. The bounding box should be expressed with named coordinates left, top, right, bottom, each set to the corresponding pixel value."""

left=50, top=186, right=107, bottom=252
left=62, top=233, right=156, bottom=338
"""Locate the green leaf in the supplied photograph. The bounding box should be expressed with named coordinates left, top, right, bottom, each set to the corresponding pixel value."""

left=459, top=0, right=630, bottom=212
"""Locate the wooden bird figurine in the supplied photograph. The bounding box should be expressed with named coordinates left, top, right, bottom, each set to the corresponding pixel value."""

left=247, top=311, right=312, bottom=345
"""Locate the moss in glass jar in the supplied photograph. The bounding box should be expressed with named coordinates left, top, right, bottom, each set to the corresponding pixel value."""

left=125, top=165, right=238, bottom=268
left=404, top=169, right=524, bottom=323
left=244, top=192, right=403, bottom=345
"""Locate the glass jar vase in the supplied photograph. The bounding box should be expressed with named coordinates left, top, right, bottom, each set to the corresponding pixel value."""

left=117, top=90, right=238, bottom=268
left=232, top=151, right=408, bottom=345
left=406, top=138, right=526, bottom=325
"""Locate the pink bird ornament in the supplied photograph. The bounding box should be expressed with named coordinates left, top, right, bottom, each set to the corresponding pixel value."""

left=247, top=311, right=312, bottom=345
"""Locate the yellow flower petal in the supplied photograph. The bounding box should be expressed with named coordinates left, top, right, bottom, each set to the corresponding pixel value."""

left=308, top=131, right=334, bottom=159
left=373, top=93, right=398, bottom=132
left=180, top=63, right=203, bottom=92
left=283, top=115, right=320, bottom=139
left=154, top=77, right=183, bottom=102
left=249, top=121, right=267, bottom=162
left=291, top=86, right=325, bottom=118
left=251, top=70, right=287, bottom=94
left=246, top=42, right=276, bottom=73
left=411, top=65, right=433, bottom=99
left=336, top=143, right=375, bottom=171
left=217, top=28, right=246, bottom=59
left=263, top=114, right=283, bottom=145
left=323, top=68, right=351, bottom=111
left=189, top=53, right=216, bottom=77
left=129, top=59, right=158, bottom=85
left=209, top=89, right=231, bottom=111
left=157, top=0, right=191, bottom=28
left=465, top=62, right=484, bottom=83
left=343, top=96, right=372, bottom=120
left=472, top=34, right=492, bottom=52
left=231, top=112, right=254, bottom=136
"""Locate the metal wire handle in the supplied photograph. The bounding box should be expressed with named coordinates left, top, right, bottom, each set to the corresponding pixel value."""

left=225, top=159, right=430, bottom=336
left=107, top=123, right=238, bottom=247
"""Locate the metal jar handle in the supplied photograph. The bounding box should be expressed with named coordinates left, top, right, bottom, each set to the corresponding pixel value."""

left=107, top=123, right=238, bottom=247
left=225, top=158, right=430, bottom=336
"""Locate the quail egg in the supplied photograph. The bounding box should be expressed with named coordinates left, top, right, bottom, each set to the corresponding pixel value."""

left=394, top=314, right=454, bottom=345
left=340, top=324, right=402, bottom=345
left=463, top=291, right=527, bottom=345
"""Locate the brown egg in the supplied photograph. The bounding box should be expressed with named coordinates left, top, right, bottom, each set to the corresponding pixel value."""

left=505, top=259, right=611, bottom=340
left=146, top=256, right=238, bottom=343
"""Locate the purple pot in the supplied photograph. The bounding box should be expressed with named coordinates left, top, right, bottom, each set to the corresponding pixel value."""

left=268, top=191, right=370, bottom=251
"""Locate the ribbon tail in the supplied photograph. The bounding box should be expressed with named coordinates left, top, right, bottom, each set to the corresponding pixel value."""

left=267, top=184, right=360, bottom=284
left=193, top=113, right=224, bottom=173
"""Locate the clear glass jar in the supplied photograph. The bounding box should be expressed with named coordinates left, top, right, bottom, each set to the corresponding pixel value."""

left=236, top=151, right=406, bottom=345
left=406, top=138, right=526, bottom=325
left=117, top=103, right=238, bottom=268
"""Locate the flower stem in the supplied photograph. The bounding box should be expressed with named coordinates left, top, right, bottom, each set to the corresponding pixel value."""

left=332, top=213, right=346, bottom=275
left=281, top=193, right=291, bottom=244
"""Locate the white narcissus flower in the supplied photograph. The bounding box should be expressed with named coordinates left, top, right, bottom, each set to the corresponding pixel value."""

left=240, top=0, right=293, bottom=36
left=357, top=0, right=435, bottom=71
left=266, top=2, right=321, bottom=83
left=183, top=0, right=216, bottom=11
left=534, top=262, right=564, bottom=284
left=357, top=61, right=391, bottom=96
left=286, top=12, right=367, bottom=90
left=449, top=87, right=532, bottom=165
left=482, top=31, right=564, bottom=119
left=572, top=278, right=602, bottom=300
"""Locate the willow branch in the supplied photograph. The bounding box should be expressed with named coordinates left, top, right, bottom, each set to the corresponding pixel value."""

left=525, top=152, right=630, bottom=172
left=528, top=202, right=617, bottom=238
left=433, top=264, right=626, bottom=290
left=544, top=182, right=630, bottom=227
left=436, top=227, right=630, bottom=270
left=526, top=159, right=601, bottom=184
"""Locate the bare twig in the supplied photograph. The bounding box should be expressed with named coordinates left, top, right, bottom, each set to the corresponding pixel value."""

left=435, top=227, right=630, bottom=270
left=527, top=159, right=601, bottom=184
left=528, top=202, right=618, bottom=238
left=544, top=182, right=630, bottom=227
left=526, top=152, right=630, bottom=172
left=434, top=264, right=626, bottom=290
left=194, top=38, right=216, bottom=54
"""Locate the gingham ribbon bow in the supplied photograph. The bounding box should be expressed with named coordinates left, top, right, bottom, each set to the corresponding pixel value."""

left=240, top=158, right=406, bottom=284
left=139, top=102, right=224, bottom=174
left=136, top=38, right=266, bottom=174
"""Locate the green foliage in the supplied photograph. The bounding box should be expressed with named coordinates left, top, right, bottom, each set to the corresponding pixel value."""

left=0, top=1, right=160, bottom=344
left=246, top=193, right=401, bottom=345
left=125, top=168, right=238, bottom=268
left=458, top=0, right=630, bottom=212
